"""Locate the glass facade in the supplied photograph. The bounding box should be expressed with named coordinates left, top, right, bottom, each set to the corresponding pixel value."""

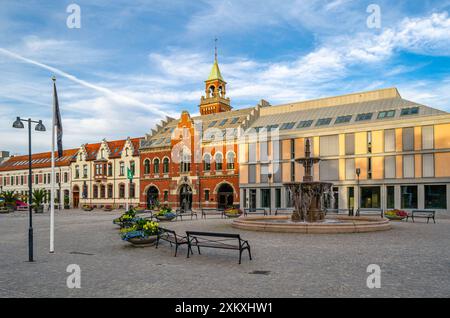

left=425, top=185, right=447, bottom=209
left=360, top=186, right=381, bottom=209
left=401, top=186, right=418, bottom=209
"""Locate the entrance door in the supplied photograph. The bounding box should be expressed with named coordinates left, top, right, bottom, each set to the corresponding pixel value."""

left=147, top=186, right=159, bottom=208
left=217, top=183, right=234, bottom=210
left=72, top=186, right=80, bottom=208
left=249, top=189, right=257, bottom=212
left=179, top=184, right=192, bottom=210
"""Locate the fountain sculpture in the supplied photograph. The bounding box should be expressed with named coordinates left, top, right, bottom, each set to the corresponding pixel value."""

left=284, top=138, right=333, bottom=222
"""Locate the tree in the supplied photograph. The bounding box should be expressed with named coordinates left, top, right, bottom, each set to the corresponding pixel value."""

left=32, top=189, right=47, bottom=213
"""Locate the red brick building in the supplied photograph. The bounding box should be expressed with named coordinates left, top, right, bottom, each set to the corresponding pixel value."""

left=139, top=57, right=256, bottom=209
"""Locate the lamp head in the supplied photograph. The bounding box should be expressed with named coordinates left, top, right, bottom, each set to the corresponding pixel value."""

left=35, top=120, right=46, bottom=132
left=356, top=168, right=361, bottom=176
left=12, top=117, right=24, bottom=129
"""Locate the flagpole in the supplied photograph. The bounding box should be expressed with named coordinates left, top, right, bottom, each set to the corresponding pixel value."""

left=50, top=76, right=56, bottom=253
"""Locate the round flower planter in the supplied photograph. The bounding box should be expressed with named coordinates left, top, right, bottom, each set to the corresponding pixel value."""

left=155, top=214, right=176, bottom=221
left=385, top=215, right=407, bottom=221
left=224, top=212, right=242, bottom=218
left=127, top=235, right=158, bottom=246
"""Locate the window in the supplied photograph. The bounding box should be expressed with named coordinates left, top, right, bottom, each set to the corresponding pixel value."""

left=386, top=186, right=395, bottom=209
left=319, top=160, right=339, bottom=181
left=266, top=124, right=279, bottom=131
left=204, top=190, right=210, bottom=201
left=403, top=155, right=414, bottom=178
left=226, top=152, right=235, bottom=170
left=320, top=135, right=339, bottom=156
left=367, top=157, right=372, bottom=179
left=208, top=121, right=217, bottom=127
left=215, top=153, right=223, bottom=171
left=144, top=159, right=150, bottom=174
left=260, top=141, right=268, bottom=162
left=280, top=122, right=296, bottom=130
left=180, top=150, right=191, bottom=173
left=35, top=174, right=39, bottom=184
left=402, top=128, right=414, bottom=151
left=93, top=185, right=98, bottom=199
left=422, top=126, right=434, bottom=149
left=360, top=186, right=381, bottom=209
left=297, top=120, right=313, bottom=128
left=219, top=119, right=227, bottom=126
left=107, top=184, right=113, bottom=198
left=290, top=139, right=295, bottom=159
left=367, top=131, right=372, bottom=154
left=108, top=163, right=113, bottom=176
left=260, top=189, right=271, bottom=208
left=203, top=154, right=211, bottom=171
left=154, top=158, right=160, bottom=174
left=100, top=185, right=105, bottom=198
left=384, top=129, right=396, bottom=152
left=230, top=117, right=239, bottom=124
left=43, top=174, right=47, bottom=184
left=423, top=154, right=434, bottom=177
left=401, top=186, right=417, bottom=209
left=290, top=161, right=295, bottom=182
left=384, top=156, right=396, bottom=178
left=248, top=164, right=256, bottom=183
left=163, top=158, right=169, bottom=174
left=275, top=189, right=281, bottom=208
left=163, top=191, right=169, bottom=202
left=130, top=161, right=135, bottom=175
left=129, top=183, right=135, bottom=198
left=260, top=164, right=269, bottom=183
left=335, top=115, right=352, bottom=124
left=345, top=133, right=355, bottom=155
left=83, top=165, right=88, bottom=178
left=119, top=184, right=125, bottom=198
left=356, top=113, right=373, bottom=121
left=345, top=159, right=355, bottom=180
left=248, top=143, right=256, bottom=162
left=377, top=110, right=395, bottom=119
left=400, top=107, right=419, bottom=116
left=75, top=166, right=80, bottom=179
left=425, top=185, right=447, bottom=209
left=119, top=162, right=125, bottom=176
left=64, top=172, right=68, bottom=183
left=316, top=118, right=332, bottom=126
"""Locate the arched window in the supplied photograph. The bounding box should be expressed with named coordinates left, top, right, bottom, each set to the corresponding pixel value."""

left=154, top=158, right=160, bottom=174
left=93, top=185, right=98, bottom=199
left=209, top=85, right=215, bottom=96
left=119, top=162, right=125, bottom=176
left=129, top=183, right=135, bottom=198
left=203, top=153, right=211, bottom=171
left=107, top=184, right=113, bottom=198
left=144, top=159, right=150, bottom=174
left=180, top=148, right=191, bottom=173
left=163, top=158, right=169, bottom=174
left=215, top=153, right=223, bottom=171
left=227, top=152, right=235, bottom=170
left=119, top=184, right=125, bottom=198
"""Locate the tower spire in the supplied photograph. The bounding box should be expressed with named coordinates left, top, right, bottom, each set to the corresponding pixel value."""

left=214, top=37, right=218, bottom=62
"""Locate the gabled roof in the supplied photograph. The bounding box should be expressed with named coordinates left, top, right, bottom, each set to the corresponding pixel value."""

left=0, top=149, right=78, bottom=172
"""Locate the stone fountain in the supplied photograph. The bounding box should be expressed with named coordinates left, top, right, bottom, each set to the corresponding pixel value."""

left=284, top=138, right=333, bottom=223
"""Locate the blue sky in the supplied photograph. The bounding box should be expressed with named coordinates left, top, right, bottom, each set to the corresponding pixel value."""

left=1, top=0, right=450, bottom=154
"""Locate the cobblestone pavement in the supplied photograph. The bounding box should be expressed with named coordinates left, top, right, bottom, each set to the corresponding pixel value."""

left=0, top=209, right=449, bottom=298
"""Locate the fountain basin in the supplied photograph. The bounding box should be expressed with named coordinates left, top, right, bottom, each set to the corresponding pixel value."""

left=232, top=215, right=391, bottom=234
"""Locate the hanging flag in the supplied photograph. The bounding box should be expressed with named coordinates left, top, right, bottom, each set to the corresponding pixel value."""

left=53, top=79, right=63, bottom=158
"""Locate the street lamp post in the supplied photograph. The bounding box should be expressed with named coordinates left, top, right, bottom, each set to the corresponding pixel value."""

left=268, top=173, right=272, bottom=215
left=355, top=168, right=361, bottom=216
left=13, top=117, right=46, bottom=262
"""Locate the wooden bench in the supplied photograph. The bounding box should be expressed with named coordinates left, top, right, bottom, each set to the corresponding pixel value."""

left=186, top=231, right=252, bottom=264
left=243, top=208, right=267, bottom=216
left=356, top=209, right=384, bottom=218
left=201, top=208, right=224, bottom=219
left=175, top=208, right=198, bottom=221
left=407, top=210, right=436, bottom=224
left=156, top=228, right=191, bottom=257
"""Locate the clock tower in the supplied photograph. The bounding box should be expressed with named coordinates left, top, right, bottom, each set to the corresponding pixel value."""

left=199, top=43, right=232, bottom=115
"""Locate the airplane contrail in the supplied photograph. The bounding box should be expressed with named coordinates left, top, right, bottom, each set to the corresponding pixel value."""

left=0, top=47, right=170, bottom=117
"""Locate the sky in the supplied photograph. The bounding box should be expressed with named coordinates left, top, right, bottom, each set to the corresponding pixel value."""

left=1, top=0, right=450, bottom=155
